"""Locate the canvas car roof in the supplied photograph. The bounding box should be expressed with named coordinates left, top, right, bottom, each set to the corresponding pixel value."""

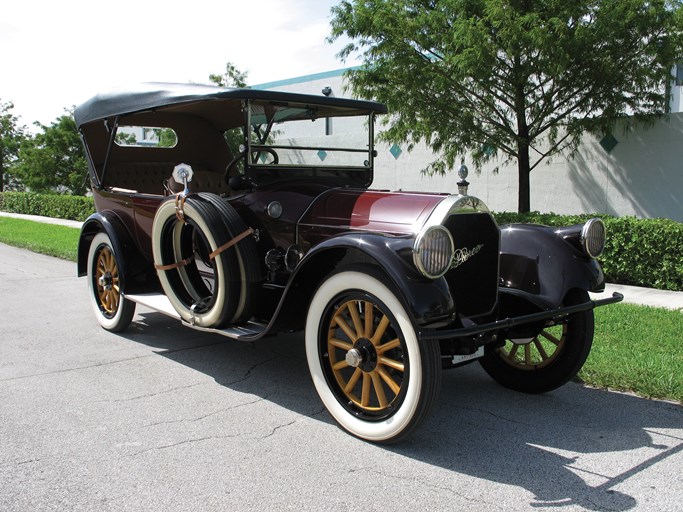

left=74, top=82, right=387, bottom=129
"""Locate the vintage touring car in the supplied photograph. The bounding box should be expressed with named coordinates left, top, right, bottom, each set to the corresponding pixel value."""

left=75, top=83, right=622, bottom=443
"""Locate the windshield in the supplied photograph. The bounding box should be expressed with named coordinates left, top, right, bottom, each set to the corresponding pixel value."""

left=244, top=100, right=376, bottom=186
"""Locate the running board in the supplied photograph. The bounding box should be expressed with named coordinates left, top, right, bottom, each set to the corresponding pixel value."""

left=125, top=293, right=268, bottom=341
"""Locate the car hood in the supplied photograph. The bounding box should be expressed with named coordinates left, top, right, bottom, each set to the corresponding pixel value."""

left=298, top=188, right=448, bottom=236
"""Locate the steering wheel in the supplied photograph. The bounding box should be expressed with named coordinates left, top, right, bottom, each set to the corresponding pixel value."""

left=224, top=147, right=280, bottom=187
left=252, top=147, right=279, bottom=165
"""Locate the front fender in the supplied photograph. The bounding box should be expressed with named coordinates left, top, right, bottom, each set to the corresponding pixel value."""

left=499, top=223, right=605, bottom=309
left=275, top=233, right=455, bottom=331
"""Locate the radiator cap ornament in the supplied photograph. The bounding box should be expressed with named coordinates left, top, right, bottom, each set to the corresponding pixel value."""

left=457, top=160, right=469, bottom=196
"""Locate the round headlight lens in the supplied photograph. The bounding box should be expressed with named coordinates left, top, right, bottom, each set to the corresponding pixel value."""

left=581, top=218, right=606, bottom=259
left=413, top=225, right=454, bottom=278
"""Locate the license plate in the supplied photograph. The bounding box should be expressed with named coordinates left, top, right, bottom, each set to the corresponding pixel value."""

left=451, top=346, right=484, bottom=365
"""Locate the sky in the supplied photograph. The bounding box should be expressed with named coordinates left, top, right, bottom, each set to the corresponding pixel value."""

left=1, top=0, right=359, bottom=129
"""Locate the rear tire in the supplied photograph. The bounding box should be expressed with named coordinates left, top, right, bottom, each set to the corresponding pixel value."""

left=87, top=232, right=136, bottom=332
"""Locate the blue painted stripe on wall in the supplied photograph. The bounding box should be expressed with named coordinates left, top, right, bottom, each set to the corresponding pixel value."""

left=252, top=66, right=359, bottom=89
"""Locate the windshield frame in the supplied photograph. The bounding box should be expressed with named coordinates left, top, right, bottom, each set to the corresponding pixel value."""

left=242, top=99, right=377, bottom=188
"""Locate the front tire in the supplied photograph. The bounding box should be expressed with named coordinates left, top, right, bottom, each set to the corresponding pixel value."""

left=305, top=269, right=441, bottom=443
left=479, top=289, right=594, bottom=393
left=87, top=232, right=136, bottom=332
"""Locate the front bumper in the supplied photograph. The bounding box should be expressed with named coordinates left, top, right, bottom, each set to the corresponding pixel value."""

left=419, top=292, right=624, bottom=341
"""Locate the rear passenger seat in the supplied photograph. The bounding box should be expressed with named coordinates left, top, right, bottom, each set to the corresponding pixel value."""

left=104, top=162, right=231, bottom=196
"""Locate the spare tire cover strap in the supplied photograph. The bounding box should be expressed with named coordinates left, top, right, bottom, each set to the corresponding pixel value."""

left=175, top=193, right=188, bottom=223
left=154, top=257, right=193, bottom=271
left=208, top=228, right=255, bottom=260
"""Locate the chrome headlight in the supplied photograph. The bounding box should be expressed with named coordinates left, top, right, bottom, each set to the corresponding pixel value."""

left=413, top=225, right=454, bottom=278
left=581, top=218, right=606, bottom=259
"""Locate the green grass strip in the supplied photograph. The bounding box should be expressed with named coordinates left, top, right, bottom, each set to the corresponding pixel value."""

left=0, top=217, right=79, bottom=261
left=582, top=303, right=683, bottom=403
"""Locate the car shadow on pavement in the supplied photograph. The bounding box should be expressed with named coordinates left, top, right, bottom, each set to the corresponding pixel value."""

left=400, top=368, right=682, bottom=511
left=123, top=310, right=682, bottom=511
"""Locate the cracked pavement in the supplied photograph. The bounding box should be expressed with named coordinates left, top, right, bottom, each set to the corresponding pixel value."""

left=1, top=243, right=682, bottom=511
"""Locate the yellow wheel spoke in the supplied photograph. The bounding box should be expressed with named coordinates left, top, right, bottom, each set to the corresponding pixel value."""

left=364, top=301, right=373, bottom=338
left=361, top=373, right=371, bottom=407
left=332, top=359, right=348, bottom=371
left=540, top=330, right=562, bottom=346
left=378, top=366, right=401, bottom=395
left=344, top=368, right=362, bottom=394
left=376, top=338, right=400, bottom=355
left=524, top=344, right=531, bottom=365
left=533, top=337, right=550, bottom=360
left=329, top=338, right=353, bottom=351
left=348, top=302, right=363, bottom=340
left=370, top=372, right=388, bottom=408
left=334, top=314, right=357, bottom=342
left=104, top=250, right=113, bottom=271
left=371, top=315, right=390, bottom=345
left=507, top=344, right=519, bottom=361
left=379, top=356, right=404, bottom=372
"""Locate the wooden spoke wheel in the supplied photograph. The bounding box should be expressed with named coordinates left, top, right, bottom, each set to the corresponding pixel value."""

left=95, top=245, right=120, bottom=316
left=480, top=290, right=594, bottom=393
left=325, top=297, right=408, bottom=416
left=306, top=268, right=441, bottom=444
left=496, top=323, right=568, bottom=371
left=87, top=232, right=135, bottom=332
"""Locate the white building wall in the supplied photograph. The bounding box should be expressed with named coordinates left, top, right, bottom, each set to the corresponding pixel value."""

left=256, top=70, right=683, bottom=221
left=671, top=85, right=682, bottom=113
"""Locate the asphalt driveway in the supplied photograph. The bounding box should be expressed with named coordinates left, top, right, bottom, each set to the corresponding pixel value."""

left=1, top=243, right=681, bottom=511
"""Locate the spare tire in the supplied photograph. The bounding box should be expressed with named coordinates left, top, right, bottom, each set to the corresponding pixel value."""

left=152, top=194, right=244, bottom=328
left=198, top=193, right=261, bottom=323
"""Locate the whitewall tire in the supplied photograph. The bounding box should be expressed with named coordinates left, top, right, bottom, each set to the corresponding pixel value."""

left=305, top=269, right=441, bottom=443
left=87, top=232, right=136, bottom=332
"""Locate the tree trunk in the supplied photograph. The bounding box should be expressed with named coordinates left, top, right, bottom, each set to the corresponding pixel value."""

left=517, top=141, right=530, bottom=213
left=515, top=104, right=531, bottom=213
left=513, top=59, right=531, bottom=214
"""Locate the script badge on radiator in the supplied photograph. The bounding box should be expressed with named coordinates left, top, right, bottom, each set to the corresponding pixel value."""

left=451, top=244, right=484, bottom=269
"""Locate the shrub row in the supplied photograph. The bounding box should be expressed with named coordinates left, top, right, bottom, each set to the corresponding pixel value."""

left=493, top=212, right=683, bottom=292
left=0, top=192, right=94, bottom=222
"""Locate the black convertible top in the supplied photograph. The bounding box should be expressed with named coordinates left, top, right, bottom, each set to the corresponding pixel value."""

left=74, top=82, right=387, bottom=128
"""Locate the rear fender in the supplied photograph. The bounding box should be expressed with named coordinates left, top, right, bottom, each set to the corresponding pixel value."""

left=499, top=223, right=604, bottom=310
left=77, top=212, right=154, bottom=293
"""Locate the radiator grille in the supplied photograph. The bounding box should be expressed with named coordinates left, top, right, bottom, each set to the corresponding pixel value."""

left=443, top=213, right=500, bottom=317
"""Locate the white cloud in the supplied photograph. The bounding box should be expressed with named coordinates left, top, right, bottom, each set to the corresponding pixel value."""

left=2, top=0, right=356, bottom=128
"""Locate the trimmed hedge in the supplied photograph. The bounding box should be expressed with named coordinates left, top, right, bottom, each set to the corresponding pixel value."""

left=0, top=192, right=94, bottom=222
left=1, top=192, right=680, bottom=291
left=493, top=212, right=683, bottom=292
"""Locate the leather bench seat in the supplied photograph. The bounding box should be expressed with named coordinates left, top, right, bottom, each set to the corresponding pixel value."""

left=104, top=162, right=230, bottom=196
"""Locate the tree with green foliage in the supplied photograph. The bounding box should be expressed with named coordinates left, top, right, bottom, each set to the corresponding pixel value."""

left=209, top=62, right=252, bottom=171
left=15, top=110, right=89, bottom=195
left=0, top=100, right=26, bottom=192
left=209, top=62, right=249, bottom=88
left=330, top=0, right=683, bottom=212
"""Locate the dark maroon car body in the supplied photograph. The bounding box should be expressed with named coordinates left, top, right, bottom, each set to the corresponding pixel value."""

left=75, top=83, right=621, bottom=443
